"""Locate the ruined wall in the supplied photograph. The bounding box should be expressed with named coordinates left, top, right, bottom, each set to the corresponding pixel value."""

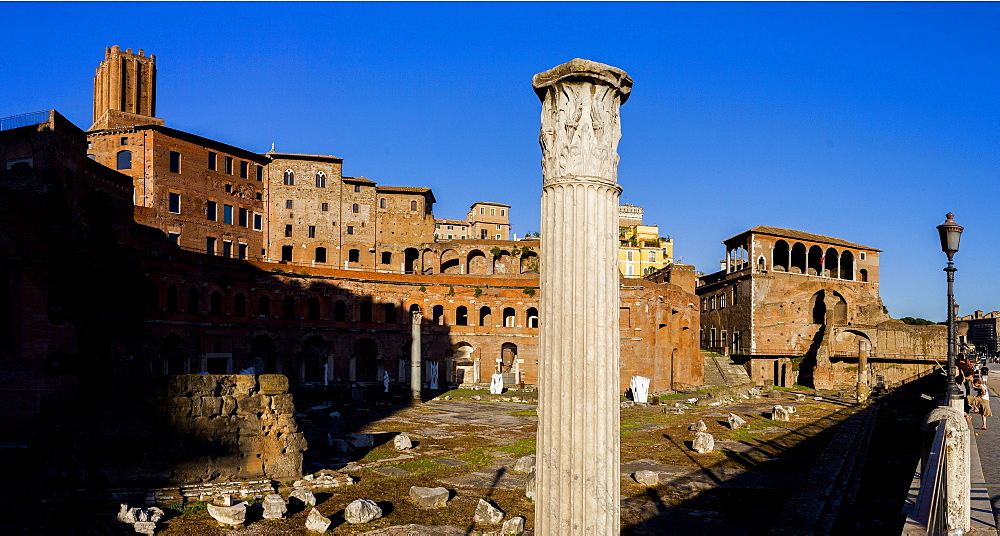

left=46, top=374, right=304, bottom=487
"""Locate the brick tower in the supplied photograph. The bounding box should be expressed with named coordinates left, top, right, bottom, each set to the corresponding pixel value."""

left=90, top=45, right=163, bottom=130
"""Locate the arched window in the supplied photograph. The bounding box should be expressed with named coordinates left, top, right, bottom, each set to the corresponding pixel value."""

left=772, top=240, right=789, bottom=272
left=283, top=169, right=294, bottom=186
left=116, top=150, right=132, bottom=170
left=479, top=306, right=492, bottom=327
left=258, top=295, right=271, bottom=317
left=840, top=251, right=855, bottom=280
left=500, top=343, right=517, bottom=373
left=234, top=293, right=246, bottom=317
left=187, top=287, right=199, bottom=314
left=352, top=203, right=359, bottom=213
left=410, top=200, right=417, bottom=211
left=210, top=291, right=223, bottom=315
left=790, top=243, right=807, bottom=274
left=360, top=300, right=372, bottom=323
left=807, top=245, right=823, bottom=276
left=384, top=303, right=397, bottom=324
left=283, top=296, right=295, bottom=319
left=315, top=171, right=326, bottom=188
left=503, top=307, right=516, bottom=327
left=432, top=304, right=445, bottom=325
left=334, top=300, right=347, bottom=321
left=307, top=298, right=320, bottom=320
left=859, top=268, right=869, bottom=282
left=166, top=285, right=178, bottom=312
left=456, top=306, right=468, bottom=326
left=379, top=198, right=387, bottom=209
left=409, top=303, right=422, bottom=323
left=315, top=247, right=327, bottom=263
left=527, top=307, right=538, bottom=328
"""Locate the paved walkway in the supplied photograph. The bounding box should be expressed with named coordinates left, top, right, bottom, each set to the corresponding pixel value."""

left=971, top=386, right=1000, bottom=534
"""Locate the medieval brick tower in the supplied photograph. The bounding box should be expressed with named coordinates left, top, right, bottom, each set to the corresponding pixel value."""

left=91, top=45, right=163, bottom=130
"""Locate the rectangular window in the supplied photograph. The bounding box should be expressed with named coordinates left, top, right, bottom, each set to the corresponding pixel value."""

left=239, top=161, right=248, bottom=178
left=649, top=251, right=656, bottom=263
left=320, top=202, right=329, bottom=211
left=732, top=287, right=738, bottom=305
left=447, top=225, right=453, bottom=230
left=207, top=152, right=217, bottom=170
left=285, top=224, right=292, bottom=237
left=169, top=151, right=181, bottom=173
left=238, top=207, right=248, bottom=227
left=480, top=207, right=485, bottom=214
left=256, top=165, right=263, bottom=182
left=206, top=200, right=217, bottom=221
left=447, top=235, right=453, bottom=239
left=168, top=232, right=179, bottom=245
left=491, top=208, right=495, bottom=215
left=308, top=225, right=316, bottom=238
left=253, top=213, right=263, bottom=231
left=354, top=184, right=361, bottom=192
left=720, top=294, right=727, bottom=308
left=120, top=136, right=128, bottom=145
left=860, top=252, right=866, bottom=260
left=501, top=209, right=505, bottom=216
left=285, top=199, right=293, bottom=209
left=223, top=204, right=233, bottom=224
left=481, top=229, right=487, bottom=239
left=496, top=234, right=501, bottom=239
left=224, top=156, right=234, bottom=174
left=627, top=251, right=633, bottom=261
left=222, top=240, right=232, bottom=258
left=496, top=224, right=501, bottom=230
left=238, top=243, right=248, bottom=259
left=206, top=236, right=216, bottom=255
left=168, top=192, right=181, bottom=214
left=346, top=225, right=354, bottom=235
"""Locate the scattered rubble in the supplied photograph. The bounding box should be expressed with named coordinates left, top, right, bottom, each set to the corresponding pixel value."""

left=409, top=486, right=450, bottom=507
left=345, top=499, right=384, bottom=524
left=305, top=508, right=331, bottom=532
left=513, top=454, right=536, bottom=474
left=474, top=499, right=505, bottom=524
left=692, top=432, right=715, bottom=453
left=728, top=413, right=747, bottom=430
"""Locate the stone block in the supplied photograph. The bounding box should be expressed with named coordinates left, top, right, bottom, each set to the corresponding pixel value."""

left=289, top=489, right=316, bottom=508
left=270, top=393, right=295, bottom=414
left=502, top=516, right=526, bottom=535
left=221, top=395, right=237, bottom=416
left=305, top=508, right=331, bottom=532
left=525, top=467, right=535, bottom=500
left=513, top=454, right=535, bottom=474
left=393, top=433, right=413, bottom=450
left=692, top=432, right=714, bottom=453
left=409, top=486, right=450, bottom=507
left=231, top=374, right=258, bottom=395
left=259, top=374, right=288, bottom=395
left=771, top=405, right=791, bottom=422
left=474, top=498, right=504, bottom=524
left=344, top=499, right=382, bottom=524
left=234, top=395, right=262, bottom=414
left=633, top=470, right=660, bottom=486
left=133, top=521, right=156, bottom=535
left=207, top=501, right=247, bottom=525
left=261, top=494, right=287, bottom=519
left=689, top=420, right=707, bottom=432
left=728, top=413, right=747, bottom=430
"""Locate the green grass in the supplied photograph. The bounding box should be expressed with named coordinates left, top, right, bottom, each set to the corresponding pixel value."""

left=165, top=501, right=208, bottom=516
left=456, top=448, right=495, bottom=466
left=509, top=410, right=537, bottom=416
left=500, top=438, right=536, bottom=456
left=391, top=458, right=439, bottom=475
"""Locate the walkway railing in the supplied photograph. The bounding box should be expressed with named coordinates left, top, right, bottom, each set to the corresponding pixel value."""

left=906, top=406, right=970, bottom=535
left=0, top=110, right=50, bottom=131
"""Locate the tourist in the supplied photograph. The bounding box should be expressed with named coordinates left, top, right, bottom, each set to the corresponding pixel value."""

left=983, top=366, right=990, bottom=385
left=967, top=379, right=991, bottom=430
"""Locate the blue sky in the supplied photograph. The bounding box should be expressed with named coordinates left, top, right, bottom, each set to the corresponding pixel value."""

left=2, top=2, right=997, bottom=321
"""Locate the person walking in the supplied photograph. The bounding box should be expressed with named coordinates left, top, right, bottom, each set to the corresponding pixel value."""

left=983, top=365, right=990, bottom=385
left=968, top=379, right=992, bottom=430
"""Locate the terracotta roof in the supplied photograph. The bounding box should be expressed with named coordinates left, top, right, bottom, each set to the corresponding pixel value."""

left=343, top=176, right=376, bottom=185
left=376, top=185, right=436, bottom=203
left=469, top=201, right=510, bottom=208
left=266, top=152, right=343, bottom=163
left=435, top=219, right=468, bottom=226
left=731, top=226, right=881, bottom=252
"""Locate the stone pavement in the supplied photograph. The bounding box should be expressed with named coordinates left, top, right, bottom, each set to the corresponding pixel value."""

left=969, top=386, right=1000, bottom=535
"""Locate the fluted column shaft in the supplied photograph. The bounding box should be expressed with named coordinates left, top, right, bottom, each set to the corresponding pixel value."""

left=410, top=311, right=422, bottom=400
left=533, top=58, right=632, bottom=535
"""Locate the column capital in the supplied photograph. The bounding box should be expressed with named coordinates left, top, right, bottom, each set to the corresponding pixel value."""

left=532, top=58, right=632, bottom=103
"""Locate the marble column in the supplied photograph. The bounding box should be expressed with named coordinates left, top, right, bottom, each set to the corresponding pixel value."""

left=533, top=58, right=632, bottom=535
left=410, top=310, right=423, bottom=400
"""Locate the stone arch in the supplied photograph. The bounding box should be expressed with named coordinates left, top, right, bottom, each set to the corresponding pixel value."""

left=859, top=268, right=868, bottom=282
left=807, top=245, right=823, bottom=276
left=360, top=300, right=373, bottom=323
left=234, top=292, right=247, bottom=317
left=283, top=296, right=295, bottom=319
left=527, top=307, right=538, bottom=328
left=520, top=251, right=539, bottom=274
left=440, top=249, right=461, bottom=274
left=500, top=343, right=517, bottom=373
left=824, top=247, right=839, bottom=277
left=503, top=307, right=516, bottom=327
left=479, top=306, right=493, bottom=327
left=166, top=285, right=179, bottom=313
left=301, top=336, right=327, bottom=383
left=432, top=304, right=445, bottom=325
left=773, top=240, right=789, bottom=272
left=187, top=286, right=199, bottom=314
left=790, top=242, right=806, bottom=274
left=404, top=248, right=419, bottom=274
left=409, top=303, right=421, bottom=323
left=421, top=248, right=436, bottom=275
left=456, top=306, right=468, bottom=326
left=757, top=255, right=767, bottom=271
left=353, top=338, right=379, bottom=382
left=333, top=299, right=347, bottom=322
left=307, top=298, right=320, bottom=320
left=210, top=290, right=224, bottom=315
left=250, top=334, right=277, bottom=374
left=467, top=249, right=489, bottom=275
left=383, top=302, right=397, bottom=324
left=163, top=332, right=186, bottom=374
left=258, top=294, right=271, bottom=317
left=452, top=341, right=475, bottom=384
left=840, top=251, right=855, bottom=280
left=494, top=250, right=514, bottom=274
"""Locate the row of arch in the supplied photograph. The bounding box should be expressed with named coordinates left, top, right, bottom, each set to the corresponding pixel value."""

left=160, top=332, right=521, bottom=384
left=770, top=241, right=867, bottom=281
left=158, top=284, right=538, bottom=328
left=399, top=247, right=539, bottom=275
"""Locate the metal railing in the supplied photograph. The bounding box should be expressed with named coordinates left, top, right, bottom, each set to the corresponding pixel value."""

left=915, top=419, right=950, bottom=534
left=0, top=110, right=50, bottom=132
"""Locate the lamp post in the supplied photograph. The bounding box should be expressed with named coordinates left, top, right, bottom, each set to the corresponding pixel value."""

left=937, top=213, right=964, bottom=404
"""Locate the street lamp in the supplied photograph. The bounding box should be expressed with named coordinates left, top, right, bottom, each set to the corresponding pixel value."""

left=937, top=213, right=964, bottom=403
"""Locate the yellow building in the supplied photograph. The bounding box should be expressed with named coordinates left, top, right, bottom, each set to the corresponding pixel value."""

left=618, top=204, right=674, bottom=277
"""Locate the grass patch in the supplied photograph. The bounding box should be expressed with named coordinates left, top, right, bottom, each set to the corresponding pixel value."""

left=457, top=448, right=495, bottom=466
left=509, top=409, right=537, bottom=416
left=500, top=438, right=536, bottom=456
left=165, top=501, right=208, bottom=516
left=393, top=458, right=439, bottom=475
